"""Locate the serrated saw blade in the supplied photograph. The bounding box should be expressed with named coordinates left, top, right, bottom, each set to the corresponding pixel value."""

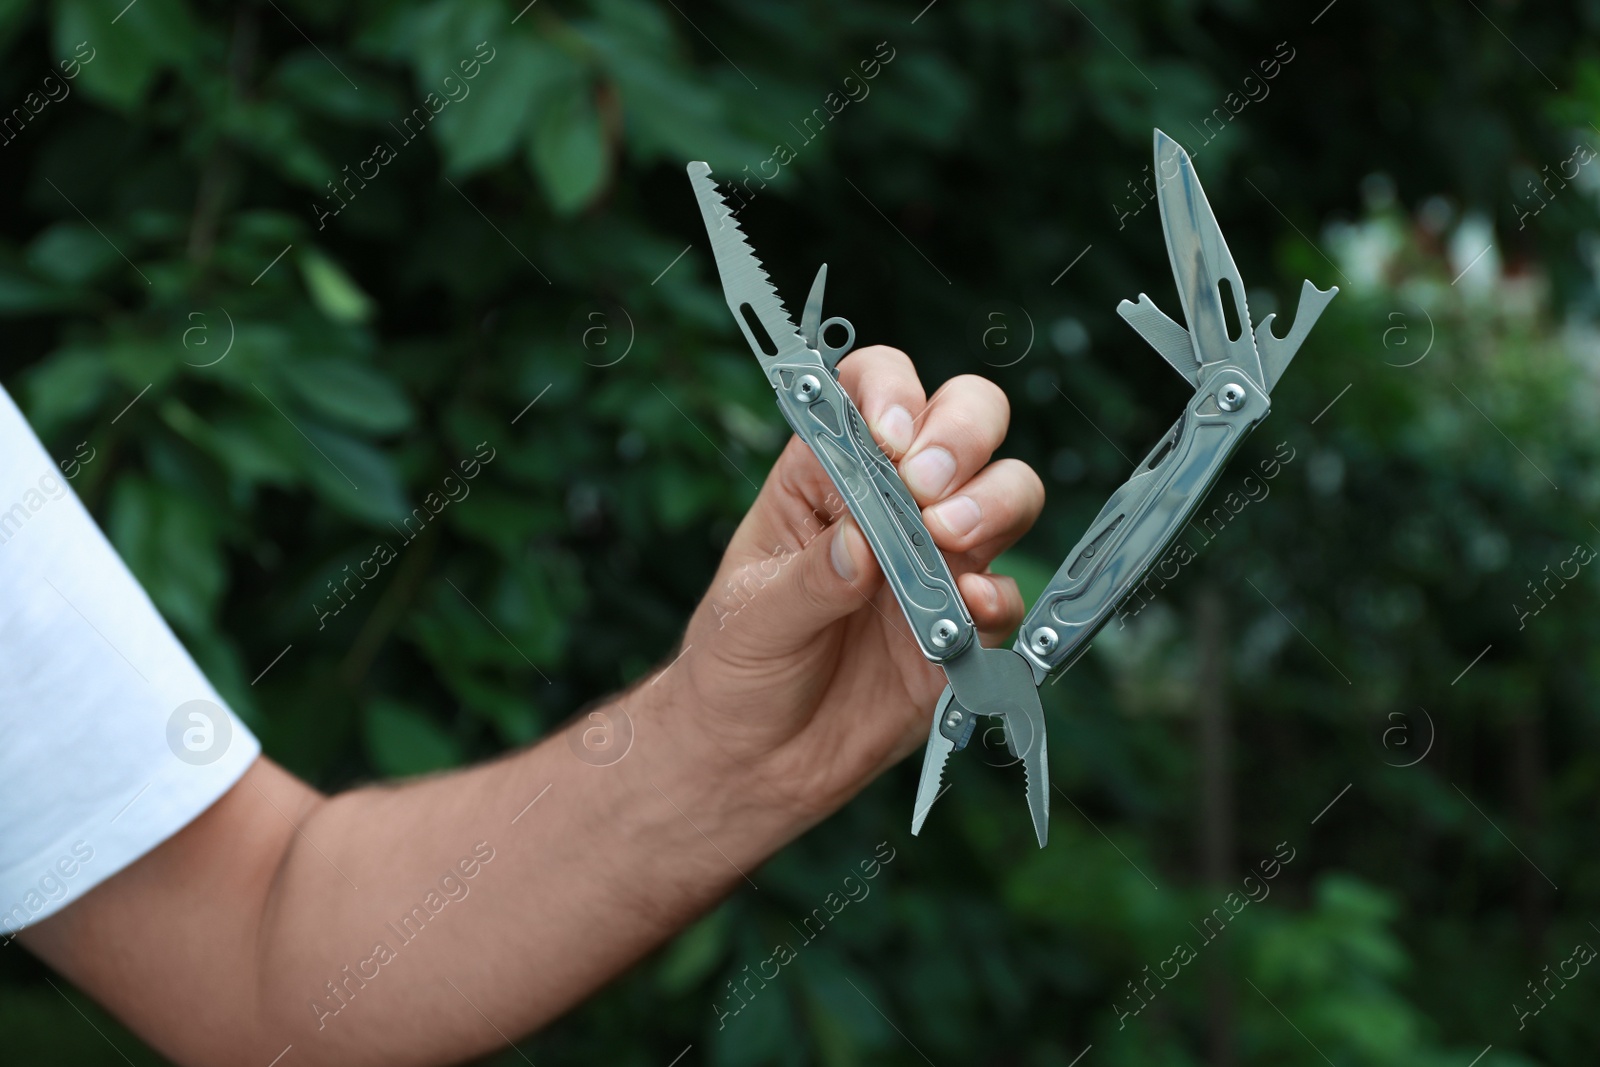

left=687, top=162, right=811, bottom=370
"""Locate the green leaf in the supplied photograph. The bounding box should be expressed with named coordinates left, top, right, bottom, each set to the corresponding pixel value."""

left=292, top=420, right=411, bottom=525
left=160, top=399, right=301, bottom=487
left=363, top=698, right=463, bottom=777
left=298, top=248, right=375, bottom=324
left=52, top=0, right=195, bottom=110
left=657, top=906, right=731, bottom=995
left=431, top=36, right=552, bottom=177
left=529, top=71, right=608, bottom=214
left=0, top=270, right=82, bottom=316
left=281, top=359, right=413, bottom=435
left=709, top=963, right=797, bottom=1066
left=22, top=346, right=111, bottom=435
left=272, top=51, right=402, bottom=124
left=108, top=476, right=225, bottom=633
left=28, top=222, right=118, bottom=284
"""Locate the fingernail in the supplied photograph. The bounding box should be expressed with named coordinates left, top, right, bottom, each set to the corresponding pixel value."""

left=830, top=521, right=858, bottom=581
left=875, top=405, right=914, bottom=456
left=930, top=494, right=982, bottom=538
left=903, top=446, right=956, bottom=499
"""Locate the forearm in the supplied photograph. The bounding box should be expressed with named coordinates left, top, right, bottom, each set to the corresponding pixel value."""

left=257, top=667, right=803, bottom=1065
left=27, top=665, right=813, bottom=1067
left=21, top=346, right=1038, bottom=1066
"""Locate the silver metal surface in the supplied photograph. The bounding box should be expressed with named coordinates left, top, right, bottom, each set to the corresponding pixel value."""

left=1155, top=129, right=1268, bottom=388
left=1255, top=279, right=1338, bottom=391
left=686, top=162, right=810, bottom=371
left=910, top=128, right=1337, bottom=847
left=689, top=162, right=979, bottom=664
left=1117, top=292, right=1198, bottom=386
left=802, top=264, right=856, bottom=372
left=689, top=163, right=1051, bottom=845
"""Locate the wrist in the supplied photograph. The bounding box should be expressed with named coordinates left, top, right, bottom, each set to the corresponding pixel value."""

left=592, top=656, right=809, bottom=886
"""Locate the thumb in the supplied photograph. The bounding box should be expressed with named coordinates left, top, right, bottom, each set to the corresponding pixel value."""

left=724, top=516, right=885, bottom=654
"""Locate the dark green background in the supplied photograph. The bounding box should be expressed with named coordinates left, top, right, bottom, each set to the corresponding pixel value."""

left=3, top=0, right=1599, bottom=1064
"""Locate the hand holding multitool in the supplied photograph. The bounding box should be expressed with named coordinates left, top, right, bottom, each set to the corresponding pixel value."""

left=689, top=127, right=1336, bottom=850
left=687, top=160, right=1049, bottom=844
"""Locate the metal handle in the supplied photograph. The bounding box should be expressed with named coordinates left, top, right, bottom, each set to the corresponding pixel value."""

left=769, top=359, right=975, bottom=662
left=1016, top=364, right=1271, bottom=676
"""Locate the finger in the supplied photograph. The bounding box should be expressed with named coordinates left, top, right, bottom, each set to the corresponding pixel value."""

left=899, top=375, right=1010, bottom=505
left=737, top=515, right=886, bottom=646
left=922, top=458, right=1045, bottom=566
left=769, top=345, right=928, bottom=523
left=835, top=345, right=927, bottom=458
left=959, top=571, right=1025, bottom=643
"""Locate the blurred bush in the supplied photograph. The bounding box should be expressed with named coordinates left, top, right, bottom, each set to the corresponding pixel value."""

left=3, top=0, right=1600, bottom=1064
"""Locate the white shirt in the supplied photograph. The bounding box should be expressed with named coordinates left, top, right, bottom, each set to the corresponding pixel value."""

left=0, top=383, right=258, bottom=935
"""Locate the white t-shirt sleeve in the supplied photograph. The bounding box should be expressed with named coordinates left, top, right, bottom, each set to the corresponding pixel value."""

left=0, top=382, right=259, bottom=936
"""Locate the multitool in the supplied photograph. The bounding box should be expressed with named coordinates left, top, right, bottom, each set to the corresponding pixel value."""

left=688, top=128, right=1336, bottom=848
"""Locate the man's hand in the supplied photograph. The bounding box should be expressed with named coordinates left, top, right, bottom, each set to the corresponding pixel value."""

left=675, top=345, right=1044, bottom=815
left=19, top=346, right=1044, bottom=1067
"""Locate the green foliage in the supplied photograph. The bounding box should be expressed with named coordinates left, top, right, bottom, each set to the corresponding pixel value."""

left=4, top=0, right=1600, bottom=1064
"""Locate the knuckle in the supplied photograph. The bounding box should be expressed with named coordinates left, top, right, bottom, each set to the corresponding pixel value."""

left=839, top=344, right=912, bottom=380
left=933, top=406, right=997, bottom=458
left=929, top=381, right=1008, bottom=452
left=982, top=459, right=1044, bottom=513
left=946, top=374, right=1010, bottom=421
left=1006, top=458, right=1047, bottom=511
left=791, top=553, right=837, bottom=615
left=853, top=343, right=911, bottom=364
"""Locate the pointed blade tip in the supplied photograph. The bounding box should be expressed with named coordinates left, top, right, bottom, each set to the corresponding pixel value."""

left=1153, top=128, right=1192, bottom=171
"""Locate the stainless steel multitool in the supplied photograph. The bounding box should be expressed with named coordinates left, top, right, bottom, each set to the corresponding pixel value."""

left=688, top=127, right=1335, bottom=849
left=911, top=128, right=1337, bottom=846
